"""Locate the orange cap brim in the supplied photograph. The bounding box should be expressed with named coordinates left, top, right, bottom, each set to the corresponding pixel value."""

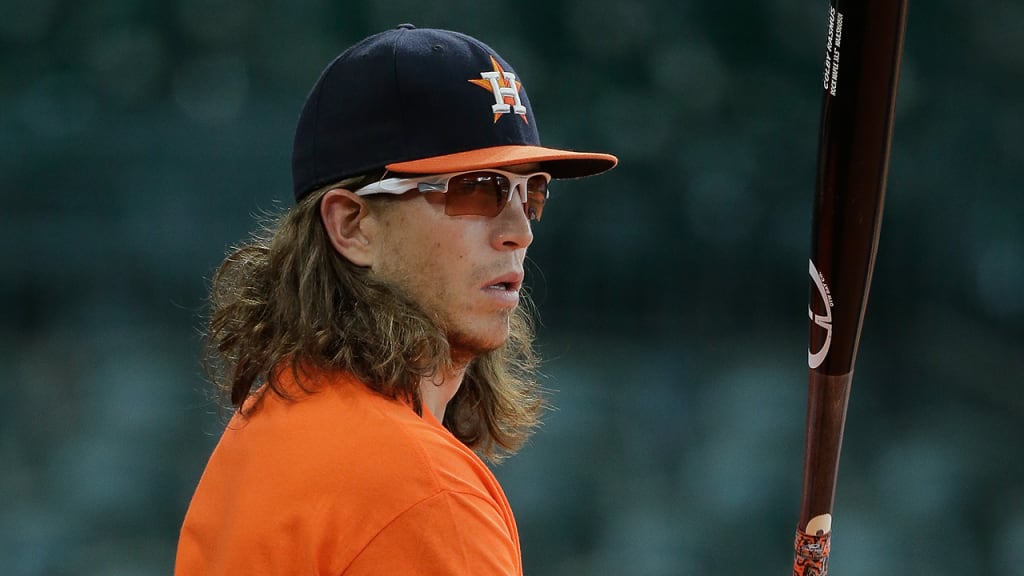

left=386, top=145, right=617, bottom=179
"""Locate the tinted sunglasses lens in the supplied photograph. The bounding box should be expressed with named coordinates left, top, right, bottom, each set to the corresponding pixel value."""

left=441, top=171, right=548, bottom=220
left=525, top=175, right=548, bottom=221
left=443, top=172, right=509, bottom=217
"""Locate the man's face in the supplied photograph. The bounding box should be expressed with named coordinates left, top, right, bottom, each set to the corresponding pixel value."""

left=369, top=165, right=537, bottom=361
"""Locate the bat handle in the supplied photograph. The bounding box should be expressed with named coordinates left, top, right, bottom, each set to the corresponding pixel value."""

left=793, top=371, right=853, bottom=575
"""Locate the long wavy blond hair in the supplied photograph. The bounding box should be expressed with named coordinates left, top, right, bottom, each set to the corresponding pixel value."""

left=204, top=178, right=545, bottom=460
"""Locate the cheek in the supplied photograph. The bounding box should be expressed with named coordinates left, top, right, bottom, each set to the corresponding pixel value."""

left=415, top=235, right=470, bottom=292
left=375, top=220, right=473, bottom=303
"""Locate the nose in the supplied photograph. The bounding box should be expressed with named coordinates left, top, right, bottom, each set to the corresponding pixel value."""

left=491, top=188, right=534, bottom=251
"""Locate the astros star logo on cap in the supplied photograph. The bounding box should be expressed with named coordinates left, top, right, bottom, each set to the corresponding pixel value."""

left=468, top=56, right=529, bottom=124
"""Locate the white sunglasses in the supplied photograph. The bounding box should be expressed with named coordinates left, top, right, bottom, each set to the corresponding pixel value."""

left=354, top=169, right=551, bottom=221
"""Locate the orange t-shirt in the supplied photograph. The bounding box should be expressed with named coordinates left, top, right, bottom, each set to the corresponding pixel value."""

left=175, top=370, right=522, bottom=575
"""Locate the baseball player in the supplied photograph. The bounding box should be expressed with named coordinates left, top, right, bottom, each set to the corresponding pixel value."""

left=175, top=24, right=616, bottom=575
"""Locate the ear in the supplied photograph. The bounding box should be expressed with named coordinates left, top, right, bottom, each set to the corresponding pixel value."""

left=320, top=188, right=377, bottom=267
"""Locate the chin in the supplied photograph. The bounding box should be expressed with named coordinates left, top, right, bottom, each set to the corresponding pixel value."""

left=447, top=325, right=509, bottom=360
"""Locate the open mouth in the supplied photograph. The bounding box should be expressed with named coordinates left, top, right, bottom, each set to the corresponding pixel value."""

left=484, top=272, right=524, bottom=293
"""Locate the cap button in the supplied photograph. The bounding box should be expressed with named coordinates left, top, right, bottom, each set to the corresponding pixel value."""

left=396, top=23, right=416, bottom=30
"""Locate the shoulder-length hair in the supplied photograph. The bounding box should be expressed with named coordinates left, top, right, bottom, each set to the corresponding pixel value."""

left=204, top=180, right=545, bottom=460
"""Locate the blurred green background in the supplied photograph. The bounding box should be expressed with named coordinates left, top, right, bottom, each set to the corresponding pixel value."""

left=2, top=0, right=1022, bottom=574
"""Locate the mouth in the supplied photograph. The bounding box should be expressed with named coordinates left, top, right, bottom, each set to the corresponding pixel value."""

left=483, top=272, right=524, bottom=294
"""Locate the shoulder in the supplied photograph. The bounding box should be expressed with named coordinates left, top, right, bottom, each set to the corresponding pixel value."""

left=178, top=371, right=517, bottom=575
left=343, top=490, right=522, bottom=576
left=225, top=371, right=492, bottom=499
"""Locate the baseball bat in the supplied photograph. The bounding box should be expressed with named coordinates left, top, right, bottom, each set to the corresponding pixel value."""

left=794, top=1, right=908, bottom=574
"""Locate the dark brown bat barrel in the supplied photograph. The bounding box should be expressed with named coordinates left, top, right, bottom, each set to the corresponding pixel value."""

left=794, top=0, right=908, bottom=573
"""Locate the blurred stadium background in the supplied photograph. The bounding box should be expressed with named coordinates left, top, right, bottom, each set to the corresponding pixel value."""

left=2, top=0, right=1022, bottom=574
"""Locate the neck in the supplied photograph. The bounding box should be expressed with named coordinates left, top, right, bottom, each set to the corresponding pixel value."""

left=419, top=365, right=467, bottom=422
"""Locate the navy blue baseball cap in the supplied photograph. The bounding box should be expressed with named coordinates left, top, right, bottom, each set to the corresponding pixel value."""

left=291, top=24, right=617, bottom=202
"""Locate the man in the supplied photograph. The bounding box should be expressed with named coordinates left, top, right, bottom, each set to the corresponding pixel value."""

left=176, top=24, right=616, bottom=575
